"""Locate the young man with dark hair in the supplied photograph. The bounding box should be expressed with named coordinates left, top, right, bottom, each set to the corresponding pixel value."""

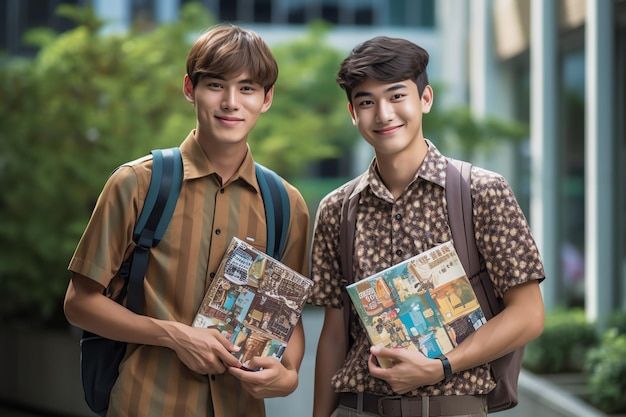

left=64, top=24, right=310, bottom=417
left=309, top=36, right=545, bottom=417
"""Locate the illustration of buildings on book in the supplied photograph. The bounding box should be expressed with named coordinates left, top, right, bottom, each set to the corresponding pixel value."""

left=346, top=241, right=486, bottom=368
left=192, top=237, right=313, bottom=370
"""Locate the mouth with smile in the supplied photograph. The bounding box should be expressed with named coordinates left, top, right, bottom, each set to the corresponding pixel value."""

left=216, top=115, right=244, bottom=126
left=374, top=124, right=403, bottom=135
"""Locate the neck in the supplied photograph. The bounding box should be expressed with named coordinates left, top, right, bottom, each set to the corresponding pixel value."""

left=375, top=139, right=428, bottom=199
left=195, top=130, right=249, bottom=183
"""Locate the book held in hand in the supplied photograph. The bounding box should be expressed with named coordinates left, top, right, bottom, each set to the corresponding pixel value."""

left=192, top=237, right=313, bottom=370
left=346, top=241, right=486, bottom=368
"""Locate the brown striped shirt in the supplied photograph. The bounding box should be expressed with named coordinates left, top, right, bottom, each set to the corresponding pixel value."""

left=307, top=141, right=545, bottom=397
left=69, top=130, right=310, bottom=417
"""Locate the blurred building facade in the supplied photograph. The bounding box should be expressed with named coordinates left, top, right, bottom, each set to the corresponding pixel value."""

left=2, top=0, right=624, bottom=321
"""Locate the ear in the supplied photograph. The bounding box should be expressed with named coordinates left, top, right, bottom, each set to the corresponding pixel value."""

left=347, top=102, right=358, bottom=126
left=421, top=85, right=434, bottom=114
left=260, top=86, right=274, bottom=113
left=183, top=74, right=194, bottom=104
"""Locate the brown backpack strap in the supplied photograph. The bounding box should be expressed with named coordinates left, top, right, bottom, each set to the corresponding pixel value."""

left=446, top=158, right=525, bottom=412
left=445, top=158, right=503, bottom=318
left=339, top=175, right=362, bottom=353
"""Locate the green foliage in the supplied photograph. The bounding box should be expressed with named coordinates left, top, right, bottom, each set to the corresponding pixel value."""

left=0, top=3, right=529, bottom=326
left=585, top=328, right=626, bottom=414
left=424, top=83, right=528, bottom=158
left=523, top=308, right=598, bottom=374
left=0, top=7, right=356, bottom=325
left=250, top=21, right=355, bottom=177
left=605, top=309, right=626, bottom=335
left=0, top=4, right=212, bottom=324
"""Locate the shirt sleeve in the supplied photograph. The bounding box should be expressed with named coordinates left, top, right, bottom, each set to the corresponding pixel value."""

left=308, top=188, right=346, bottom=308
left=470, top=168, right=546, bottom=297
left=68, top=165, right=144, bottom=287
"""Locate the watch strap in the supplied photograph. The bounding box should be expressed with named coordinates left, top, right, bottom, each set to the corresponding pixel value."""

left=436, top=354, right=453, bottom=382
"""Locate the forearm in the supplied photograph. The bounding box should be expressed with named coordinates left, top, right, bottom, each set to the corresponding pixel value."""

left=276, top=319, right=304, bottom=394
left=282, top=319, right=305, bottom=371
left=446, top=280, right=544, bottom=373
left=313, top=307, right=346, bottom=417
left=313, top=344, right=342, bottom=417
left=64, top=273, right=183, bottom=349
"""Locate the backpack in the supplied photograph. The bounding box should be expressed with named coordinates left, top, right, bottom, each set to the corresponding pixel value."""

left=80, top=147, right=291, bottom=417
left=338, top=158, right=524, bottom=413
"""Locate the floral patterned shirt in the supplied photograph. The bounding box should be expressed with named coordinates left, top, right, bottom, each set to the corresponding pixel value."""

left=307, top=141, right=545, bottom=397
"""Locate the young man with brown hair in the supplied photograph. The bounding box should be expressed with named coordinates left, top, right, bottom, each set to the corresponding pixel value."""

left=64, top=24, right=310, bottom=417
left=309, top=36, right=545, bottom=417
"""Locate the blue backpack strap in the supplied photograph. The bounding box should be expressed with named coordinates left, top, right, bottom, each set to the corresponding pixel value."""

left=124, top=147, right=182, bottom=313
left=255, top=163, right=290, bottom=260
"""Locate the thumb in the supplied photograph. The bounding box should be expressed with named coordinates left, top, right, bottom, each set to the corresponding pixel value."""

left=244, top=355, right=276, bottom=371
left=370, top=344, right=403, bottom=358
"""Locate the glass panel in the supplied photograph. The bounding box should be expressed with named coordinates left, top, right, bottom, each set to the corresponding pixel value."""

left=618, top=22, right=626, bottom=308
left=219, top=0, right=237, bottom=22
left=560, top=50, right=586, bottom=307
left=254, top=0, right=272, bottom=23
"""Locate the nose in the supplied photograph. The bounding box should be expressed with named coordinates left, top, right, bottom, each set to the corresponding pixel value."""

left=222, top=88, right=240, bottom=111
left=375, top=101, right=393, bottom=123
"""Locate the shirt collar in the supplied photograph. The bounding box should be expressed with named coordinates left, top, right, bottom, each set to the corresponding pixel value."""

left=360, top=139, right=448, bottom=200
left=179, top=130, right=259, bottom=192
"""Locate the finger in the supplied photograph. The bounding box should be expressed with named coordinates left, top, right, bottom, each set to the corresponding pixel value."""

left=215, top=349, right=242, bottom=368
left=207, top=362, right=227, bottom=375
left=209, top=329, right=242, bottom=354
left=368, top=353, right=386, bottom=377
left=227, top=365, right=250, bottom=380
left=245, top=355, right=278, bottom=371
left=370, top=344, right=403, bottom=360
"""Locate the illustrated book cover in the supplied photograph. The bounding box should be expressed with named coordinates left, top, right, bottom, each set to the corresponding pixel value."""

left=346, top=240, right=487, bottom=368
left=192, top=237, right=314, bottom=370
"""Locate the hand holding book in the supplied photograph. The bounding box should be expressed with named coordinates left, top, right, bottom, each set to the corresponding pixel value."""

left=346, top=241, right=487, bottom=368
left=192, top=237, right=313, bottom=371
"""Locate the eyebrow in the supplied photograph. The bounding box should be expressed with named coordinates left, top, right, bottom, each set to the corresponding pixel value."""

left=353, top=83, right=408, bottom=99
left=206, top=73, right=256, bottom=85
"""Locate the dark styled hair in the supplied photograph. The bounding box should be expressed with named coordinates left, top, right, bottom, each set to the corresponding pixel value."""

left=337, top=36, right=430, bottom=102
left=186, top=24, right=278, bottom=93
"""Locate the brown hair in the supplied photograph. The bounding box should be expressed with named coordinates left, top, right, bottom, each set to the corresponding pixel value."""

left=186, top=24, right=278, bottom=93
left=337, top=36, right=430, bottom=102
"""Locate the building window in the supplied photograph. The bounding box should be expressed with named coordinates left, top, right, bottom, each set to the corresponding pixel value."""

left=197, top=0, right=433, bottom=27
left=253, top=0, right=272, bottom=23
left=218, top=0, right=237, bottom=22
left=389, top=0, right=435, bottom=27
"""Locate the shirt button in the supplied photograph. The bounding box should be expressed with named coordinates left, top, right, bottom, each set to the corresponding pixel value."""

left=211, top=375, right=216, bottom=380
left=215, top=229, right=221, bottom=235
left=220, top=188, right=225, bottom=194
left=210, top=272, right=215, bottom=278
left=395, top=214, right=402, bottom=220
left=396, top=249, right=402, bottom=256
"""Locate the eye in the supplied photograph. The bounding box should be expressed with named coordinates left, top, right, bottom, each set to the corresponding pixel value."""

left=357, top=99, right=374, bottom=107
left=390, top=93, right=405, bottom=101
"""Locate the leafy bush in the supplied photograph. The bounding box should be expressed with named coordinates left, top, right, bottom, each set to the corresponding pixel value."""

left=0, top=5, right=355, bottom=325
left=585, top=328, right=626, bottom=414
left=605, top=309, right=626, bottom=335
left=0, top=3, right=531, bottom=327
left=523, top=308, right=598, bottom=373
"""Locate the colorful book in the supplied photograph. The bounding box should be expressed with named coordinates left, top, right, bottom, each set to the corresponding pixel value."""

left=346, top=241, right=486, bottom=368
left=192, top=237, right=313, bottom=370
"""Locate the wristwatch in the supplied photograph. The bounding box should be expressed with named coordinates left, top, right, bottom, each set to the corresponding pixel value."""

left=436, top=354, right=453, bottom=382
